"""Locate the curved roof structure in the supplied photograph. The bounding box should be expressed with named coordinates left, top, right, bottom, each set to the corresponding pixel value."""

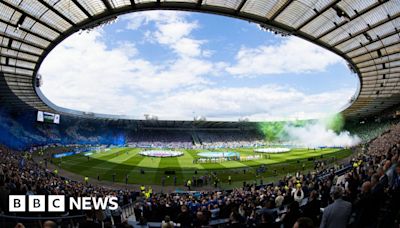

left=0, top=0, right=399, bottom=119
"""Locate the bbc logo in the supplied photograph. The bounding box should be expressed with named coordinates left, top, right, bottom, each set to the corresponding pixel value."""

left=9, top=195, right=118, bottom=212
left=9, top=195, right=65, bottom=212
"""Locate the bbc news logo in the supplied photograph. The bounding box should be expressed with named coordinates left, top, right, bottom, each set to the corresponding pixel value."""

left=9, top=195, right=119, bottom=212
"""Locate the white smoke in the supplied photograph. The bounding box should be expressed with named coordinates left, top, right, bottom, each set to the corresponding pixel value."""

left=284, top=121, right=361, bottom=148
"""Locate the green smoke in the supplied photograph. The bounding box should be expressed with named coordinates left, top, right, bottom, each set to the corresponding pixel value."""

left=258, top=121, right=285, bottom=141
left=324, top=113, right=345, bottom=133
left=258, top=119, right=311, bottom=141
left=257, top=114, right=345, bottom=142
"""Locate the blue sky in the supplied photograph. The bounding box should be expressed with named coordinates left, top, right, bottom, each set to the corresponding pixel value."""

left=39, top=10, right=358, bottom=121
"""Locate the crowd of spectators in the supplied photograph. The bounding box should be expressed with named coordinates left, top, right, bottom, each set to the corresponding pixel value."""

left=0, top=106, right=271, bottom=153
left=126, top=130, right=265, bottom=149
left=346, top=119, right=398, bottom=143
left=127, top=130, right=193, bottom=149
left=130, top=122, right=400, bottom=228
left=195, top=131, right=265, bottom=149
left=367, top=123, right=400, bottom=156
left=0, top=145, right=138, bottom=228
left=0, top=120, right=399, bottom=227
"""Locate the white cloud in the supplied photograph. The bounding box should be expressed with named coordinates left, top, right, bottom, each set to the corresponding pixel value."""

left=123, top=11, right=209, bottom=57
left=39, top=11, right=355, bottom=121
left=39, top=31, right=140, bottom=115
left=227, top=36, right=343, bottom=76
left=141, top=86, right=354, bottom=121
left=124, top=11, right=189, bottom=30
left=39, top=13, right=218, bottom=116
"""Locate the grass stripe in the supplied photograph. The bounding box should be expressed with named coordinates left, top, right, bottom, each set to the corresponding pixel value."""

left=50, top=147, right=352, bottom=186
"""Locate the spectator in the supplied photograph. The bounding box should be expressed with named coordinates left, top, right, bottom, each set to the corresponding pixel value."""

left=352, top=181, right=378, bottom=228
left=43, top=220, right=57, bottom=228
left=228, top=211, right=242, bottom=228
left=161, top=215, right=174, bottom=228
left=282, top=201, right=302, bottom=228
left=293, top=184, right=304, bottom=203
left=293, top=217, right=315, bottom=228
left=303, top=191, right=321, bottom=225
left=319, top=186, right=352, bottom=228
left=79, top=210, right=101, bottom=228
left=176, top=205, right=192, bottom=228
left=256, top=213, right=273, bottom=228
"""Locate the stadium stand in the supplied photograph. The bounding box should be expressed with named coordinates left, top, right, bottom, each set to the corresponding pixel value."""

left=0, top=108, right=263, bottom=150
left=0, top=1, right=400, bottom=227
left=346, top=104, right=400, bottom=143
left=0, top=119, right=399, bottom=228
left=196, top=131, right=264, bottom=148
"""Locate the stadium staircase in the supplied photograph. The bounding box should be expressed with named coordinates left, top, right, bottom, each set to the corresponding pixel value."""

left=191, top=131, right=202, bottom=146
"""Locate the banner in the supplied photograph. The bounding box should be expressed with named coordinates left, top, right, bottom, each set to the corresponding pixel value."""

left=37, top=111, right=61, bottom=124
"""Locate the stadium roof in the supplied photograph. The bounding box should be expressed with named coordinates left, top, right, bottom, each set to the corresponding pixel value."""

left=0, top=0, right=399, bottom=119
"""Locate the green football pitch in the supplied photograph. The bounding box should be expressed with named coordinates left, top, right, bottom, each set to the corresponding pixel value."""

left=52, top=147, right=352, bottom=187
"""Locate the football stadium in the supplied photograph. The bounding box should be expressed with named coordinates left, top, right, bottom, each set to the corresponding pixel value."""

left=0, top=1, right=399, bottom=228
